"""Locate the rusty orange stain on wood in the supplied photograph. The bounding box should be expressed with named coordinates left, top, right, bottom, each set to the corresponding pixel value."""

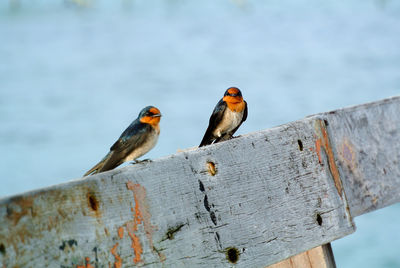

left=76, top=257, right=94, bottom=268
left=315, top=138, right=322, bottom=164
left=3, top=188, right=97, bottom=259
left=126, top=221, right=143, bottom=263
left=111, top=243, right=122, bottom=268
left=118, top=226, right=124, bottom=239
left=86, top=257, right=94, bottom=268
left=4, top=195, right=40, bottom=254
left=125, top=181, right=158, bottom=264
left=315, top=120, right=343, bottom=197
left=7, top=196, right=34, bottom=226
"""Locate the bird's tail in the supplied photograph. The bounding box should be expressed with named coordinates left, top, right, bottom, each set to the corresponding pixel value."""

left=84, top=152, right=110, bottom=177
left=199, top=133, right=214, bottom=147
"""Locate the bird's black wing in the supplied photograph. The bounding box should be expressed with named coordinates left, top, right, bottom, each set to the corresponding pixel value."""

left=100, top=122, right=152, bottom=172
left=199, top=99, right=227, bottom=147
left=84, top=120, right=153, bottom=176
left=242, top=100, right=248, bottom=122
left=102, top=122, right=152, bottom=167
left=110, top=120, right=150, bottom=152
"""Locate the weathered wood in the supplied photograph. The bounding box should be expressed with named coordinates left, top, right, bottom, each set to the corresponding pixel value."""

left=267, top=244, right=336, bottom=268
left=321, top=96, right=400, bottom=217
left=0, top=118, right=353, bottom=267
left=268, top=96, right=400, bottom=268
left=0, top=96, right=399, bottom=267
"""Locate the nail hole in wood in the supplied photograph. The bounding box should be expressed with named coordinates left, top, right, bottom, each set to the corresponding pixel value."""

left=0, top=243, right=5, bottom=255
left=88, top=193, right=99, bottom=211
left=226, top=247, right=240, bottom=264
left=297, top=140, right=303, bottom=151
left=207, top=161, right=216, bottom=176
left=316, top=213, right=323, bottom=226
left=324, top=119, right=329, bottom=126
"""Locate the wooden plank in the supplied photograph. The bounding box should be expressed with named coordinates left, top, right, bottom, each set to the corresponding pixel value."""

left=268, top=96, right=400, bottom=268
left=267, top=244, right=336, bottom=268
left=2, top=96, right=400, bottom=267
left=320, top=96, right=400, bottom=217
left=0, top=115, right=354, bottom=267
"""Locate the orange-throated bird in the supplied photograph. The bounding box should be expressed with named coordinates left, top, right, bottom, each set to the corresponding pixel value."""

left=84, top=106, right=162, bottom=176
left=199, top=87, right=247, bottom=147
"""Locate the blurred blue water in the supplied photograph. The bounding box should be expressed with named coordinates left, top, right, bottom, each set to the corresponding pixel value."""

left=1, top=0, right=400, bottom=267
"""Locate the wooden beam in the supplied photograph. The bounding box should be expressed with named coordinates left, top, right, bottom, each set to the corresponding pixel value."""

left=1, top=96, right=399, bottom=267
left=266, top=96, right=400, bottom=268
left=323, top=97, right=400, bottom=217
left=267, top=244, right=336, bottom=268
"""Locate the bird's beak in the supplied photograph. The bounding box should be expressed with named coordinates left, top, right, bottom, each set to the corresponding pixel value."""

left=153, top=114, right=162, bottom=117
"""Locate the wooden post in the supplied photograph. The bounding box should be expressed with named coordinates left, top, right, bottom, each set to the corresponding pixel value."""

left=1, top=96, right=400, bottom=267
left=268, top=244, right=336, bottom=268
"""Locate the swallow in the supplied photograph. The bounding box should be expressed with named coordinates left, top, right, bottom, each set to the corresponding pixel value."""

left=199, top=87, right=247, bottom=147
left=84, top=106, right=162, bottom=176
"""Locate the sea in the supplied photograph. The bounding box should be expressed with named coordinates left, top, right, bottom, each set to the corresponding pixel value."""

left=1, top=0, right=400, bottom=267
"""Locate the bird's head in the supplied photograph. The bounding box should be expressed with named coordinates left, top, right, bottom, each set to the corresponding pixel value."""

left=139, top=106, right=162, bottom=126
left=223, top=87, right=243, bottom=103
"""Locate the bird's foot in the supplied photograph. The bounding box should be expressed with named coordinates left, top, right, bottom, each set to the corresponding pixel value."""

left=132, top=159, right=152, bottom=164
left=221, top=134, right=235, bottom=141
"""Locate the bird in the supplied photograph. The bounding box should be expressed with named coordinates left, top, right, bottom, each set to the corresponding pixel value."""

left=199, top=87, right=247, bottom=147
left=84, top=106, right=162, bottom=176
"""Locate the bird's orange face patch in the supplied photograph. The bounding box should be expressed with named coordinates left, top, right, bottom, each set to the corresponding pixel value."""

left=140, top=115, right=161, bottom=126
left=223, top=95, right=243, bottom=104
left=140, top=107, right=161, bottom=126
left=225, top=99, right=245, bottom=112
left=224, top=87, right=243, bottom=111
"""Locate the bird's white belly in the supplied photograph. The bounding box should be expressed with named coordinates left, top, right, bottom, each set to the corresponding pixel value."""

left=213, top=109, right=243, bottom=137
left=124, top=133, right=159, bottom=162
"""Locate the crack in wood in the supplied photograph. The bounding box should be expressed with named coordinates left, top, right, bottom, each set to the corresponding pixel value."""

left=315, top=119, right=343, bottom=197
left=161, top=223, right=186, bottom=241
